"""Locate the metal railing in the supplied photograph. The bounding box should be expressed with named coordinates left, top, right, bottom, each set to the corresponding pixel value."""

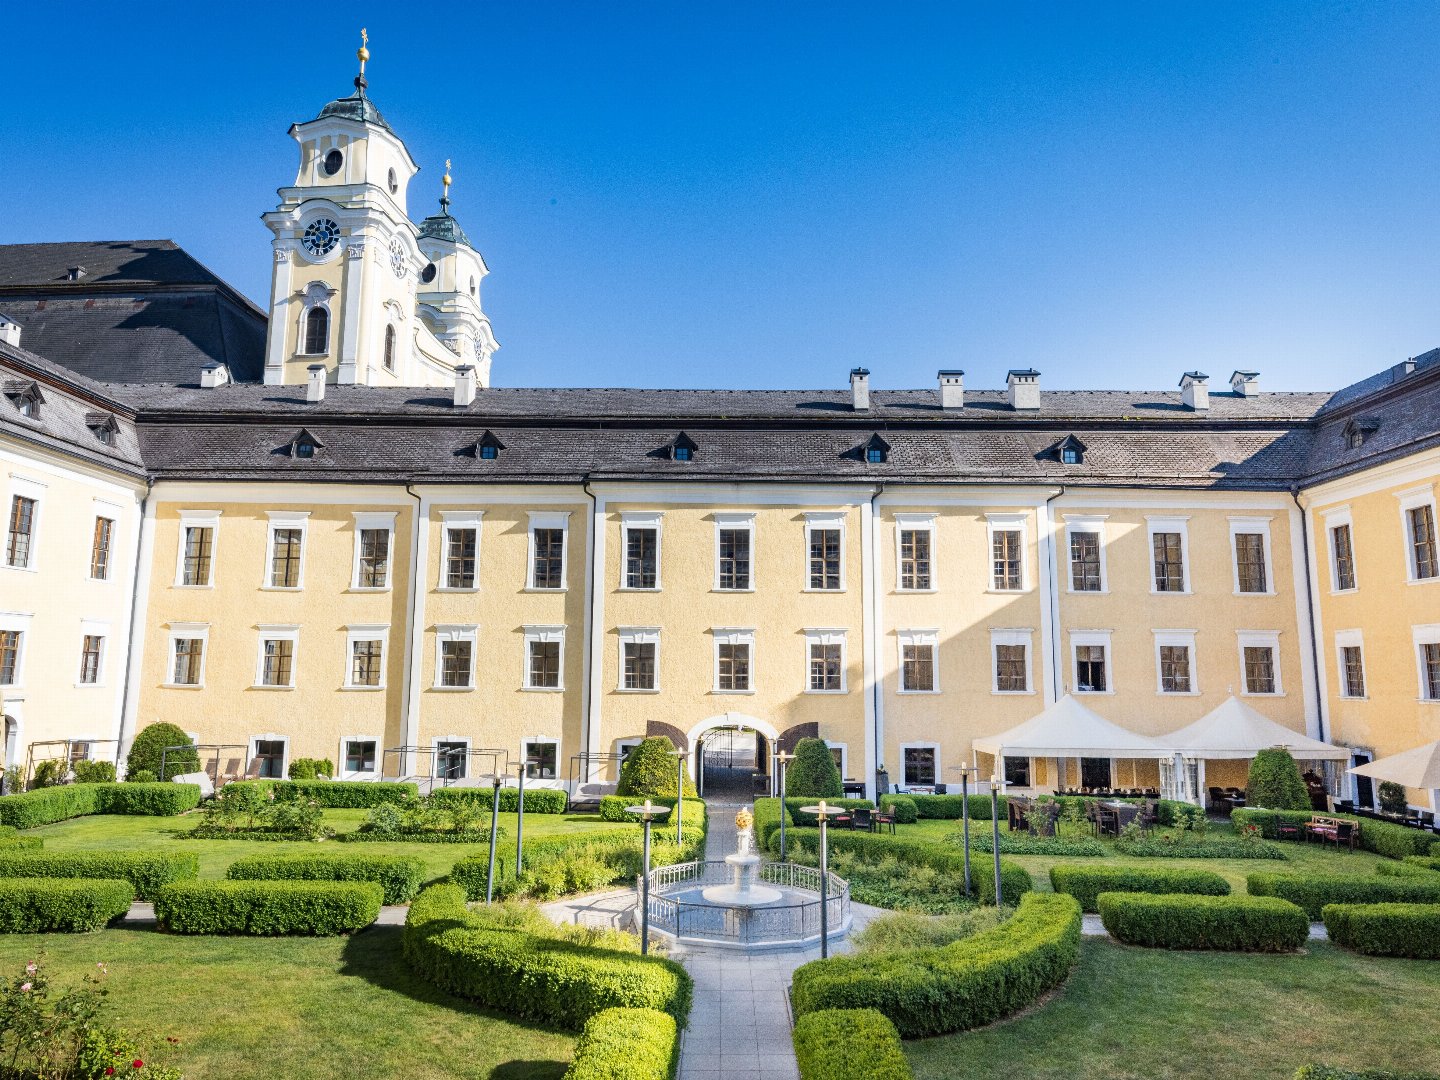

left=641, top=860, right=849, bottom=946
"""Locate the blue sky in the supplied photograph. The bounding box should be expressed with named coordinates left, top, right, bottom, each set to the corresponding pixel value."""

left=8, top=2, right=1440, bottom=391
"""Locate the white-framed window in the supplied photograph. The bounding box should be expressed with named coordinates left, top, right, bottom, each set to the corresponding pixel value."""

left=901, top=742, right=939, bottom=787
left=1237, top=631, right=1283, bottom=696
left=523, top=737, right=560, bottom=780
left=174, top=510, right=220, bottom=587
left=1229, top=517, right=1274, bottom=595
left=340, top=736, right=380, bottom=779
left=712, top=627, right=755, bottom=693
left=827, top=742, right=849, bottom=779
left=523, top=625, right=566, bottom=691
left=1152, top=630, right=1198, bottom=695
left=804, top=628, right=847, bottom=693
left=1064, top=515, right=1107, bottom=593
left=621, top=512, right=663, bottom=590
left=1413, top=625, right=1440, bottom=703
left=264, top=510, right=310, bottom=589
left=344, top=624, right=389, bottom=690
left=1321, top=505, right=1358, bottom=593
left=896, top=629, right=939, bottom=693
left=351, top=512, right=397, bottom=590
left=1147, top=516, right=1190, bottom=594
left=89, top=508, right=117, bottom=581
left=0, top=612, right=33, bottom=688
left=439, top=511, right=483, bottom=591
left=616, top=737, right=644, bottom=764
left=895, top=513, right=937, bottom=592
left=991, top=628, right=1033, bottom=694
left=527, top=511, right=570, bottom=591
left=986, top=513, right=1027, bottom=592
left=250, top=734, right=290, bottom=779
left=1397, top=486, right=1439, bottom=583
left=434, top=624, right=478, bottom=689
left=1335, top=628, right=1367, bottom=700
left=4, top=476, right=45, bottom=572
left=433, top=737, right=470, bottom=781
left=617, top=627, right=660, bottom=692
left=1071, top=629, right=1112, bottom=694
left=254, top=625, right=300, bottom=689
left=165, top=622, right=208, bottom=688
left=714, top=513, right=755, bottom=592
left=805, top=512, right=846, bottom=592
left=76, top=620, right=109, bottom=687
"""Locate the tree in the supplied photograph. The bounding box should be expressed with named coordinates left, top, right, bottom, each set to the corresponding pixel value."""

left=125, top=722, right=199, bottom=780
left=1378, top=781, right=1408, bottom=816
left=1245, top=748, right=1310, bottom=810
left=786, top=738, right=842, bottom=798
left=616, top=736, right=696, bottom=799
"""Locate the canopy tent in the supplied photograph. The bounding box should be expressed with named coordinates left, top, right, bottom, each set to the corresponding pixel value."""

left=973, top=695, right=1165, bottom=759
left=1349, top=741, right=1440, bottom=789
left=1162, top=696, right=1348, bottom=761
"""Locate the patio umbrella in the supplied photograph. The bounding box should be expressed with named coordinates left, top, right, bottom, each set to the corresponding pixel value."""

left=1349, top=741, right=1440, bottom=790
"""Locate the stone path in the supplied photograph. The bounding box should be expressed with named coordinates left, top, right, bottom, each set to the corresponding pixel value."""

left=120, top=901, right=410, bottom=926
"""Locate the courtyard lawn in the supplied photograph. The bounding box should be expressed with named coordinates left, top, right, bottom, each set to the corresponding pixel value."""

left=904, top=937, right=1440, bottom=1080
left=0, top=926, right=573, bottom=1080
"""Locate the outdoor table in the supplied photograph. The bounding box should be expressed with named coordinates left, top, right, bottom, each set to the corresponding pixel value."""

left=1305, top=821, right=1337, bottom=843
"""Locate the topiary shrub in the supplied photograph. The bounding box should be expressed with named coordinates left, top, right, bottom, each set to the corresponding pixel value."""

left=1246, top=748, right=1310, bottom=811
left=431, top=786, right=567, bottom=814
left=1097, top=892, right=1309, bottom=951
left=1322, top=902, right=1440, bottom=959
left=0, top=849, right=198, bottom=900
left=154, top=879, right=383, bottom=935
left=96, top=783, right=201, bottom=816
left=287, top=757, right=335, bottom=780
left=877, top=795, right=918, bottom=824
left=562, top=1007, right=679, bottom=1080
left=786, top=738, right=842, bottom=799
left=1247, top=871, right=1440, bottom=920
left=31, top=759, right=67, bottom=788
left=0, top=877, right=135, bottom=933
left=614, top=737, right=695, bottom=799
left=792, top=1008, right=914, bottom=1080
left=128, top=769, right=158, bottom=784
left=71, top=760, right=116, bottom=785
left=226, top=852, right=426, bottom=904
left=1050, top=866, right=1231, bottom=912
left=272, top=780, right=418, bottom=808
left=1377, top=781, right=1408, bottom=816
left=125, top=722, right=199, bottom=780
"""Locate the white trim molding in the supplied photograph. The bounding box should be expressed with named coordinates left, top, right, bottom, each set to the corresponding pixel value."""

left=895, top=627, right=940, bottom=694
left=437, top=510, right=484, bottom=592
left=432, top=623, right=478, bottom=690
left=712, top=512, right=756, bottom=592
left=711, top=626, right=756, bottom=694
left=985, top=512, right=1029, bottom=593
left=1228, top=515, right=1275, bottom=596
left=1145, top=515, right=1192, bottom=595
left=803, top=627, right=848, bottom=694
left=990, top=627, right=1035, bottom=695
left=1069, top=628, right=1114, bottom=695
left=803, top=512, right=847, bottom=593
left=619, top=511, right=664, bottom=591
left=1413, top=624, right=1440, bottom=704
left=893, top=513, right=938, bottom=593
left=343, top=623, right=390, bottom=690
left=617, top=626, right=662, bottom=693
left=1396, top=484, right=1439, bottom=585
left=263, top=510, right=311, bottom=590
left=1236, top=630, right=1284, bottom=697
left=1319, top=503, right=1359, bottom=594
left=1063, top=514, right=1108, bottom=594
left=1152, top=628, right=1200, bottom=696
left=527, top=510, right=571, bottom=591
left=522, top=624, right=567, bottom=691
left=173, top=509, right=221, bottom=588
left=253, top=624, right=300, bottom=690
left=1334, top=627, right=1368, bottom=700
left=350, top=511, right=398, bottom=591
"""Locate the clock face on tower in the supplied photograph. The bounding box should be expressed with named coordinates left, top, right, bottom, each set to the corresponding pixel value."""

left=301, top=218, right=341, bottom=258
left=389, top=237, right=407, bottom=279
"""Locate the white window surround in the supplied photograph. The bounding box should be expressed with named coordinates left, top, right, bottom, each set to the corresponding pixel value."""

left=803, top=627, right=848, bottom=693
left=620, top=511, right=664, bottom=591
left=350, top=511, right=398, bottom=591
left=4, top=475, right=46, bottom=573
left=990, top=628, right=1035, bottom=694
left=896, top=628, right=941, bottom=694
left=1145, top=515, right=1192, bottom=596
left=900, top=741, right=942, bottom=788
left=76, top=619, right=109, bottom=689
left=263, top=510, right=310, bottom=590
left=1070, top=629, right=1114, bottom=695
left=1412, top=624, right=1440, bottom=703
left=826, top=742, right=850, bottom=781
left=1152, top=629, right=1200, bottom=696
left=1334, top=628, right=1368, bottom=700
left=430, top=736, right=471, bottom=779
left=0, top=611, right=34, bottom=688
left=615, top=737, right=644, bottom=762
left=711, top=627, right=756, bottom=694
left=526, top=511, right=571, bottom=591
left=985, top=512, right=1029, bottom=592
left=1236, top=630, right=1285, bottom=696
left=438, top=510, right=484, bottom=592
left=338, top=734, right=382, bottom=779
left=1396, top=484, right=1438, bottom=584
left=804, top=512, right=847, bottom=593
left=1063, top=515, right=1108, bottom=594
left=1320, top=504, right=1359, bottom=594
left=617, top=626, right=661, bottom=693
left=173, top=510, right=221, bottom=588
left=522, top=624, right=567, bottom=691
left=164, top=622, right=208, bottom=689
left=89, top=498, right=123, bottom=582
left=1228, top=516, right=1275, bottom=596
left=713, top=512, right=756, bottom=592
left=894, top=513, right=938, bottom=592
left=433, top=624, right=478, bottom=690
left=253, top=624, right=300, bottom=690
left=522, top=736, right=561, bottom=782
left=343, top=624, right=389, bottom=690
left=248, top=733, right=291, bottom=779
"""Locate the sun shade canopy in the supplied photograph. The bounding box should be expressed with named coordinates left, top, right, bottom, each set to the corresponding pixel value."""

left=972, top=695, right=1166, bottom=759
left=1162, top=696, right=1348, bottom=761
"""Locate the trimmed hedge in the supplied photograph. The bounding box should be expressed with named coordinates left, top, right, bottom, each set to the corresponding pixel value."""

left=1232, top=808, right=1436, bottom=860
left=1402, top=856, right=1440, bottom=873
left=563, top=1007, right=678, bottom=1080
left=1322, top=902, right=1440, bottom=959
left=449, top=825, right=659, bottom=901
left=403, top=884, right=692, bottom=1029
left=1296, top=1067, right=1440, bottom=1080
left=1113, top=835, right=1287, bottom=859
left=0, top=877, right=134, bottom=932
left=154, top=879, right=382, bottom=935
left=787, top=737, right=843, bottom=798
left=784, top=797, right=874, bottom=827
left=431, top=786, right=568, bottom=814
left=1097, top=892, right=1309, bottom=952
left=598, top=795, right=705, bottom=825
left=969, top=831, right=1107, bottom=857
left=792, top=1008, right=913, bottom=1080
left=1050, top=865, right=1230, bottom=913
left=0, top=824, right=41, bottom=851
left=0, top=782, right=201, bottom=828
left=615, top=736, right=697, bottom=799
left=1247, top=872, right=1440, bottom=920
left=876, top=795, right=918, bottom=823
left=226, top=852, right=426, bottom=904
left=272, top=780, right=418, bottom=808
left=0, top=849, right=198, bottom=900
left=790, top=892, right=1082, bottom=1038
left=1375, top=861, right=1440, bottom=880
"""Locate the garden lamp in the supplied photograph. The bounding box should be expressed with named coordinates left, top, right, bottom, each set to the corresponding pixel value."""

left=950, top=764, right=979, bottom=897
left=668, top=748, right=687, bottom=844
left=989, top=774, right=1004, bottom=909
left=514, top=758, right=535, bottom=878
left=800, top=799, right=839, bottom=958
left=480, top=772, right=503, bottom=904
left=773, top=749, right=795, bottom=861
left=626, top=799, right=665, bottom=955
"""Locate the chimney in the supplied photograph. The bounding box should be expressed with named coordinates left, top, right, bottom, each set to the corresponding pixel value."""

left=938, top=369, right=965, bottom=409
left=305, top=363, right=326, bottom=403
left=1229, top=370, right=1260, bottom=397
left=1395, top=357, right=1418, bottom=381
left=199, top=361, right=230, bottom=389
left=1006, top=368, right=1041, bottom=411
left=1179, top=371, right=1210, bottom=411
left=849, top=367, right=871, bottom=411
left=0, top=313, right=20, bottom=349
left=454, top=364, right=477, bottom=407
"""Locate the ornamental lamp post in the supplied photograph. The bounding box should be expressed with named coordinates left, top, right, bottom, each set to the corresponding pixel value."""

left=774, top=749, right=795, bottom=861
left=800, top=799, right=839, bottom=958
left=626, top=799, right=664, bottom=955
left=668, top=748, right=688, bottom=845
left=481, top=773, right=503, bottom=904
left=949, top=764, right=979, bottom=898
left=514, top=758, right=539, bottom=879
left=989, top=774, right=1004, bottom=909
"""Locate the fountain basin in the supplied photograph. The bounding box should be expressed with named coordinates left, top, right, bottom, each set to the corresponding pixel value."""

left=640, top=860, right=850, bottom=950
left=700, top=852, right=783, bottom=907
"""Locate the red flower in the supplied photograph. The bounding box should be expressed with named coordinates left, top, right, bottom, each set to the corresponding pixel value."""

left=132, top=1061, right=144, bottom=1069
left=105, top=1070, right=115, bottom=1076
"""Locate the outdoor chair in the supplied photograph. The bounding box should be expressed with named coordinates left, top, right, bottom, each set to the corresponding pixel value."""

left=850, top=807, right=873, bottom=832
left=1026, top=802, right=1060, bottom=837
left=1138, top=799, right=1159, bottom=832
left=1276, top=819, right=1304, bottom=842
left=1330, top=821, right=1358, bottom=850
left=1084, top=802, right=1101, bottom=837
left=872, top=805, right=897, bottom=834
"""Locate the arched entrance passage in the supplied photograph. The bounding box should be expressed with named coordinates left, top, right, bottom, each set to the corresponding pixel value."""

left=686, top=713, right=778, bottom=800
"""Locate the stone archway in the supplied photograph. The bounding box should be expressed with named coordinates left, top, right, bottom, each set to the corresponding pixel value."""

left=686, top=713, right=779, bottom=800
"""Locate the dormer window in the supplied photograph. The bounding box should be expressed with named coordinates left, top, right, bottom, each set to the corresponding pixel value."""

left=475, top=430, right=505, bottom=461
left=671, top=432, right=699, bottom=463
left=3, top=381, right=43, bottom=420
left=862, top=433, right=890, bottom=464
left=1055, top=435, right=1087, bottom=466
left=85, top=412, right=119, bottom=446
left=66, top=266, right=87, bottom=281
left=1344, top=418, right=1379, bottom=450
left=286, top=429, right=325, bottom=460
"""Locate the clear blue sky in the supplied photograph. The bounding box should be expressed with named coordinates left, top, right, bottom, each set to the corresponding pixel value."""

left=9, top=2, right=1440, bottom=391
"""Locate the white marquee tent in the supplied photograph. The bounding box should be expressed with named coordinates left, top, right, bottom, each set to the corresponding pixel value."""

left=1163, top=696, right=1348, bottom=761
left=973, top=694, right=1165, bottom=763
left=1349, top=740, right=1440, bottom=789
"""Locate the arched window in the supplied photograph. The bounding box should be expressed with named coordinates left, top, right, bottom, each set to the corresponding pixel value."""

left=303, top=307, right=329, bottom=355
left=469, top=276, right=477, bottom=296
left=383, top=324, right=396, bottom=371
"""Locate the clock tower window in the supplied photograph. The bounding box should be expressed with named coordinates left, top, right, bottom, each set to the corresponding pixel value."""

left=383, top=325, right=396, bottom=372
left=303, top=307, right=330, bottom=355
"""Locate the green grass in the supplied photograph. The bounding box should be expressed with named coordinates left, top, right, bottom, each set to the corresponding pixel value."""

left=0, top=926, right=573, bottom=1079
left=904, top=937, right=1440, bottom=1080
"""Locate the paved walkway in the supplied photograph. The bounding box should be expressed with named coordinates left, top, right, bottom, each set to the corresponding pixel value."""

left=120, top=901, right=410, bottom=926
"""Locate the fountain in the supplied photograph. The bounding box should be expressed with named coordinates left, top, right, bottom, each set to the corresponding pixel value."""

left=701, top=808, right=783, bottom=907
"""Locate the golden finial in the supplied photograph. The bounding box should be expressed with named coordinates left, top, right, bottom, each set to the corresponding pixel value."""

left=440, top=159, right=453, bottom=213
left=358, top=28, right=370, bottom=72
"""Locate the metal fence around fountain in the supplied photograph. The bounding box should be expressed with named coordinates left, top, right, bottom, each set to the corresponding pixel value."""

left=641, top=860, right=850, bottom=946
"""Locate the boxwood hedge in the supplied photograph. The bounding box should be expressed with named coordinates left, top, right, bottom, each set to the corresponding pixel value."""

left=430, top=786, right=568, bottom=814
left=1375, top=861, right=1439, bottom=880
left=153, top=879, right=383, bottom=935
left=1246, top=871, right=1440, bottom=920
left=562, top=1007, right=678, bottom=1080
left=876, top=795, right=919, bottom=824
left=1232, top=808, right=1435, bottom=860
left=0, top=782, right=202, bottom=828
left=1050, top=865, right=1231, bottom=912
left=1097, top=892, right=1309, bottom=951
left=0, top=849, right=198, bottom=900
left=0, top=825, right=40, bottom=851
left=402, top=884, right=692, bottom=1029
left=271, top=780, right=418, bottom=808
left=0, top=877, right=135, bottom=933
left=790, top=892, right=1082, bottom=1038
left=598, top=795, right=706, bottom=826
left=225, top=852, right=426, bottom=904
left=1321, top=902, right=1440, bottom=959
left=792, top=1008, right=913, bottom=1080
left=1296, top=1067, right=1440, bottom=1080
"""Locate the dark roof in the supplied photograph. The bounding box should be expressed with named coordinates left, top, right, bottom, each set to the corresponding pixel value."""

left=314, top=93, right=394, bottom=134
left=0, top=240, right=230, bottom=288
left=418, top=212, right=472, bottom=248
left=1302, top=352, right=1440, bottom=486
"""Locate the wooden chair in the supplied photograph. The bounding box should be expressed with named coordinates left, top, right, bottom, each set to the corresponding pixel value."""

left=873, top=805, right=897, bottom=834
left=851, top=806, right=874, bottom=832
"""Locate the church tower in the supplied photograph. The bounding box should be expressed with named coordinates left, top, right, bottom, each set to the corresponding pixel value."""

left=261, top=32, right=498, bottom=387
